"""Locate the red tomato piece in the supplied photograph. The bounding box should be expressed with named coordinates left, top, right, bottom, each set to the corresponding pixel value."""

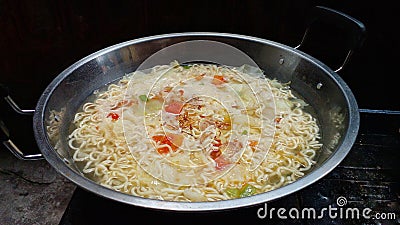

left=214, top=156, right=230, bottom=170
left=152, top=133, right=184, bottom=154
left=107, top=112, right=119, bottom=121
left=156, top=146, right=170, bottom=154
left=165, top=101, right=184, bottom=114
left=195, top=74, right=205, bottom=80
left=210, top=149, right=221, bottom=160
left=249, top=140, right=258, bottom=147
left=166, top=133, right=184, bottom=150
left=211, top=75, right=227, bottom=85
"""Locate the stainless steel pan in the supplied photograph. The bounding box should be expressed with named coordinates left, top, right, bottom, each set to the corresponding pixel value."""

left=1, top=6, right=366, bottom=211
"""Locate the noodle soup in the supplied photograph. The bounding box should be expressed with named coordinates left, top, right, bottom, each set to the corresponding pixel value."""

left=66, top=62, right=322, bottom=202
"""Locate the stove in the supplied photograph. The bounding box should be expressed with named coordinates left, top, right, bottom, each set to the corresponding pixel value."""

left=58, top=112, right=400, bottom=225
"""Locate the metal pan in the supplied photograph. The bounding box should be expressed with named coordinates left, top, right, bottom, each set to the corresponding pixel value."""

left=1, top=6, right=366, bottom=211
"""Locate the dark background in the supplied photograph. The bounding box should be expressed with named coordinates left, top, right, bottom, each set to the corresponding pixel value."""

left=0, top=0, right=399, bottom=111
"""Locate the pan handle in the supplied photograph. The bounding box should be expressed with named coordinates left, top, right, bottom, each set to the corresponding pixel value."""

left=0, top=84, right=43, bottom=160
left=295, top=6, right=367, bottom=72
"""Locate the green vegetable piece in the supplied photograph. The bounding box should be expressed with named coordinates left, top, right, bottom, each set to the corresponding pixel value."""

left=239, top=184, right=257, bottom=197
left=182, top=65, right=191, bottom=69
left=242, top=130, right=248, bottom=135
left=139, top=95, right=148, bottom=102
left=225, top=188, right=241, bottom=198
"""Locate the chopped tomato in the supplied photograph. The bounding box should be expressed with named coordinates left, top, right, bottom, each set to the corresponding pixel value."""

left=249, top=140, right=258, bottom=147
left=275, top=117, right=282, bottom=123
left=152, top=133, right=183, bottom=154
left=195, top=73, right=205, bottom=81
left=107, top=112, right=119, bottom=121
left=165, top=101, right=184, bottom=114
left=214, top=156, right=230, bottom=170
left=211, top=75, right=227, bottom=85
left=210, top=139, right=223, bottom=159
left=155, top=146, right=169, bottom=154
left=178, top=89, right=184, bottom=96
left=151, top=135, right=168, bottom=143
left=152, top=135, right=171, bottom=154
left=210, top=149, right=221, bottom=160
left=166, top=133, right=184, bottom=148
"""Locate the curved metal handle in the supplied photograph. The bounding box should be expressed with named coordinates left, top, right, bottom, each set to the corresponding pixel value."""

left=0, top=119, right=43, bottom=160
left=295, top=6, right=367, bottom=72
left=0, top=84, right=35, bottom=115
left=0, top=84, right=43, bottom=160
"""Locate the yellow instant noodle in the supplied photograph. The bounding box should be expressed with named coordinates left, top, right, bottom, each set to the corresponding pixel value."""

left=66, top=62, right=322, bottom=202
